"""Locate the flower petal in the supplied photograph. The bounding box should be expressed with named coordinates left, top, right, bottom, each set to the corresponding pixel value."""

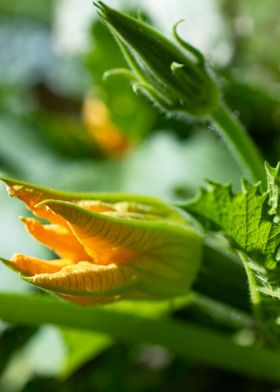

left=2, top=178, right=69, bottom=225
left=24, top=261, right=136, bottom=297
left=21, top=217, right=92, bottom=263
left=39, top=200, right=152, bottom=265
left=2, top=254, right=72, bottom=276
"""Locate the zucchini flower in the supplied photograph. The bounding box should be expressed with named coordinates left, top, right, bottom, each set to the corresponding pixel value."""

left=0, top=179, right=202, bottom=305
left=95, top=2, right=219, bottom=117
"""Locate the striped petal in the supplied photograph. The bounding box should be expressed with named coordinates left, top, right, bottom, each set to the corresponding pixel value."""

left=24, top=261, right=136, bottom=297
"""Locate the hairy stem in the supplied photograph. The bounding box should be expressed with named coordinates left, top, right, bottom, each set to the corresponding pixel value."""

left=0, top=292, right=280, bottom=381
left=237, top=251, right=277, bottom=347
left=211, top=103, right=265, bottom=185
left=238, top=252, right=263, bottom=322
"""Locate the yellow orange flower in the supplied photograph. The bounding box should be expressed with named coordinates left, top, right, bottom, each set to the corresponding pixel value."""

left=83, top=96, right=129, bottom=157
left=1, top=178, right=202, bottom=305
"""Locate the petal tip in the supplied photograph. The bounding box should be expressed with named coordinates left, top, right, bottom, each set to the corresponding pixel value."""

left=0, top=177, right=22, bottom=190
left=0, top=257, right=18, bottom=273
left=0, top=257, right=11, bottom=266
left=0, top=176, right=12, bottom=184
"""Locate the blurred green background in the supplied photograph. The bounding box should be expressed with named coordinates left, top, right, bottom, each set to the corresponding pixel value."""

left=0, top=0, right=280, bottom=391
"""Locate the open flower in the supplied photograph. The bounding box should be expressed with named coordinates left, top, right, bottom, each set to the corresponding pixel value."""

left=1, top=178, right=202, bottom=305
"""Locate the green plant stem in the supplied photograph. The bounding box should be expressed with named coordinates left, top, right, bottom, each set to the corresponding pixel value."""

left=1, top=292, right=280, bottom=381
left=238, top=252, right=263, bottom=322
left=237, top=251, right=276, bottom=347
left=210, top=103, right=265, bottom=184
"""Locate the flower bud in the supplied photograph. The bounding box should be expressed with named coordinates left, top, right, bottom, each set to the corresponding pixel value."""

left=95, top=2, right=219, bottom=117
left=1, top=178, right=202, bottom=305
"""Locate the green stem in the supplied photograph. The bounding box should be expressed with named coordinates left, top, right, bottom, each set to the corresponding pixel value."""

left=1, top=292, right=280, bottom=381
left=238, top=252, right=263, bottom=323
left=210, top=103, right=265, bottom=184
left=237, top=251, right=275, bottom=347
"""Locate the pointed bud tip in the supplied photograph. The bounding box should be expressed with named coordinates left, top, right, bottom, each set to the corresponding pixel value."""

left=93, top=1, right=113, bottom=20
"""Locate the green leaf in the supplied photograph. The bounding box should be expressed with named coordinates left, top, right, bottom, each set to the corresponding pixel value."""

left=184, top=178, right=280, bottom=268
left=265, top=161, right=280, bottom=216
left=182, top=164, right=280, bottom=345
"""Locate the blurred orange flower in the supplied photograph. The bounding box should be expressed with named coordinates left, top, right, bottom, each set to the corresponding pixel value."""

left=83, top=96, right=129, bottom=157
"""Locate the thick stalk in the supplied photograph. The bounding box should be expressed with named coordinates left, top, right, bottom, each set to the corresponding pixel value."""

left=0, top=292, right=280, bottom=381
left=210, top=103, right=265, bottom=185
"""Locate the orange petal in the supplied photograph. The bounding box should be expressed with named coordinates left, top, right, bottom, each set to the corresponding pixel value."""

left=39, top=201, right=140, bottom=265
left=9, top=254, right=72, bottom=276
left=4, top=181, right=67, bottom=226
left=69, top=227, right=138, bottom=265
left=21, top=218, right=92, bottom=263
left=4, top=180, right=115, bottom=225
left=26, top=261, right=136, bottom=295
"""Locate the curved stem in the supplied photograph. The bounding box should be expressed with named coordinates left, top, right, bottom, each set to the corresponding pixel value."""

left=210, top=103, right=265, bottom=185
left=1, top=292, right=280, bottom=381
